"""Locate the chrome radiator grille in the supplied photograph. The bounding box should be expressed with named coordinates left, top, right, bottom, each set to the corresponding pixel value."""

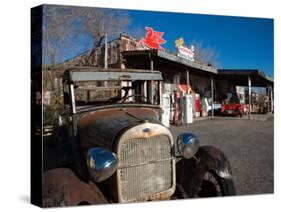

left=117, top=135, right=173, bottom=202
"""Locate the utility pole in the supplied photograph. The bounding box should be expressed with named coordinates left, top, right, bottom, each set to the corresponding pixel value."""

left=104, top=33, right=108, bottom=69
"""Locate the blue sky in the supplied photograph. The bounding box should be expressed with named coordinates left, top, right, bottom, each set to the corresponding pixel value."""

left=127, top=10, right=274, bottom=78
left=53, top=7, right=274, bottom=78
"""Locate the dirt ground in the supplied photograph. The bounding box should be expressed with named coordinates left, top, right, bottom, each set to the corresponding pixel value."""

left=170, top=115, right=274, bottom=195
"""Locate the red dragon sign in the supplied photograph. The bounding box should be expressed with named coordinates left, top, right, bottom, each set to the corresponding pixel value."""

left=140, top=27, right=166, bottom=49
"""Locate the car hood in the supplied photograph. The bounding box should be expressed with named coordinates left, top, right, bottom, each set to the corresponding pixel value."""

left=78, top=107, right=160, bottom=151
left=224, top=103, right=241, bottom=110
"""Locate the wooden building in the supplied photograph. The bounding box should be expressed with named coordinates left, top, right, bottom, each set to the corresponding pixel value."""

left=47, top=34, right=274, bottom=119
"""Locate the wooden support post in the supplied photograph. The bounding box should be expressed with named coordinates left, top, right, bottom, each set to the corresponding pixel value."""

left=150, top=54, right=154, bottom=71
left=270, top=85, right=273, bottom=113
left=148, top=55, right=154, bottom=104
left=266, top=86, right=269, bottom=112
left=159, top=81, right=162, bottom=106
left=104, top=33, right=108, bottom=87
left=186, top=69, right=190, bottom=95
left=104, top=33, right=108, bottom=69
left=211, top=75, right=214, bottom=118
left=248, top=76, right=251, bottom=120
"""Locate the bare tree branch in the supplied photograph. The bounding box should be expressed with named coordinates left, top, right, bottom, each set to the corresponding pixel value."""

left=42, top=5, right=130, bottom=65
left=191, top=40, right=220, bottom=68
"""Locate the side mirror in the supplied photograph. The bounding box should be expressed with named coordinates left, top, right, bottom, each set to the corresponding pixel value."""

left=87, top=148, right=119, bottom=182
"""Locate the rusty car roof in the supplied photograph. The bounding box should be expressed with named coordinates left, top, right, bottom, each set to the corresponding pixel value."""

left=63, top=67, right=163, bottom=81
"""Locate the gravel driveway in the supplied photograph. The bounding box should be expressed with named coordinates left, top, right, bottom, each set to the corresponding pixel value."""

left=170, top=116, right=274, bottom=195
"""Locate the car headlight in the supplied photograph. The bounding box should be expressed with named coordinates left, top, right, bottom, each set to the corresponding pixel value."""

left=177, top=133, right=200, bottom=159
left=87, top=147, right=119, bottom=182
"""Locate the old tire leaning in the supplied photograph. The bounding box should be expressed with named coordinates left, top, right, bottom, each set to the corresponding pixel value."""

left=197, top=171, right=236, bottom=197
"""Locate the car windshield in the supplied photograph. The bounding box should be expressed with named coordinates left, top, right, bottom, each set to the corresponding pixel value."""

left=229, top=94, right=240, bottom=104
left=72, top=80, right=160, bottom=108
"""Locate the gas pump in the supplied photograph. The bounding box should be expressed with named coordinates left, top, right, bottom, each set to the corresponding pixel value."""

left=173, top=91, right=182, bottom=125
left=182, top=94, right=193, bottom=124
left=161, top=93, right=170, bottom=127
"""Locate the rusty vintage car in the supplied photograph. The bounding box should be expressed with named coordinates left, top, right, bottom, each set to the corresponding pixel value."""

left=43, top=67, right=235, bottom=207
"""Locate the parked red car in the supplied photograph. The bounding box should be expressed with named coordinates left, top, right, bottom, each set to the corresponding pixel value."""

left=221, top=103, right=248, bottom=117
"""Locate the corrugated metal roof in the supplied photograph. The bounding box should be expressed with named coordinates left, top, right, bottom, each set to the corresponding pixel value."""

left=156, top=50, right=217, bottom=74
left=218, top=69, right=274, bottom=83
left=123, top=49, right=218, bottom=74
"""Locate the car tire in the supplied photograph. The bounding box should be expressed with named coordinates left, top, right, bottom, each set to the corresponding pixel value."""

left=197, top=171, right=236, bottom=197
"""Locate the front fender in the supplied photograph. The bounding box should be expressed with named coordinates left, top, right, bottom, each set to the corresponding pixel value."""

left=43, top=168, right=108, bottom=207
left=176, top=145, right=233, bottom=197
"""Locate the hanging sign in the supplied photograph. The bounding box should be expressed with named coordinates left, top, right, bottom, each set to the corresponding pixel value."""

left=140, top=27, right=166, bottom=49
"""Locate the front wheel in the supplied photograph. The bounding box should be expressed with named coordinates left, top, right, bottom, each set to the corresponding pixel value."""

left=197, top=171, right=236, bottom=197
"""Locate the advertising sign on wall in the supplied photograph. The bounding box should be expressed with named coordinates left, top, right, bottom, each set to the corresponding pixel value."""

left=177, top=45, right=195, bottom=61
left=140, top=26, right=166, bottom=49
left=175, top=37, right=184, bottom=47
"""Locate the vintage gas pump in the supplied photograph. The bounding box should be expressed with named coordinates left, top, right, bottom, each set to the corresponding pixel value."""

left=161, top=93, right=171, bottom=127
left=182, top=94, right=193, bottom=124
left=173, top=91, right=182, bottom=125
left=195, top=93, right=201, bottom=117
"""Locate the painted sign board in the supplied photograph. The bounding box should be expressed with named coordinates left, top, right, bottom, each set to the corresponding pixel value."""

left=177, top=45, right=195, bottom=61
left=175, top=37, right=184, bottom=47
